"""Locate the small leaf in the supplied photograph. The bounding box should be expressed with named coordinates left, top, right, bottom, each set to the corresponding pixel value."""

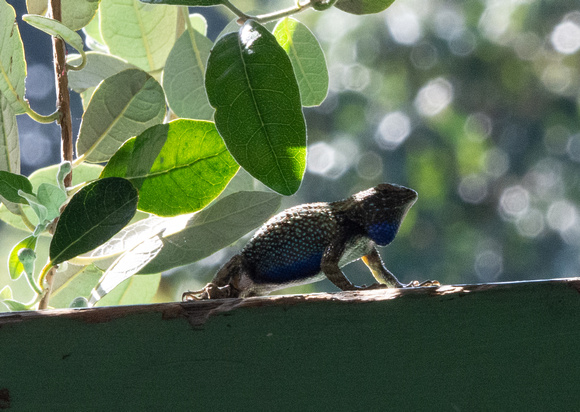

left=76, top=68, right=166, bottom=163
left=49, top=177, right=138, bottom=265
left=0, top=1, right=27, bottom=114
left=273, top=18, right=329, bottom=107
left=140, top=191, right=281, bottom=274
left=88, top=235, right=163, bottom=305
left=17, top=248, right=36, bottom=277
left=56, top=161, right=72, bottom=191
left=0, top=285, right=12, bottom=300
left=8, top=235, right=38, bottom=280
left=70, top=297, right=89, bottom=308
left=1, top=299, right=30, bottom=312
left=100, top=0, right=177, bottom=72
left=206, top=20, right=306, bottom=195
left=0, top=171, right=33, bottom=204
left=334, top=0, right=395, bottom=15
left=94, top=273, right=161, bottom=307
left=22, top=14, right=85, bottom=54
left=101, top=119, right=239, bottom=217
left=163, top=28, right=213, bottom=120
left=36, top=183, right=67, bottom=221
left=67, top=52, right=136, bottom=92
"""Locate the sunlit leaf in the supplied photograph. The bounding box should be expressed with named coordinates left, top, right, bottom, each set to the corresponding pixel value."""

left=22, top=14, right=85, bottom=54
left=163, top=28, right=213, bottom=120
left=101, top=119, right=239, bottom=216
left=140, top=191, right=281, bottom=273
left=206, top=20, right=306, bottom=195
left=273, top=18, right=329, bottom=107
left=138, top=0, right=222, bottom=5
left=49, top=177, right=138, bottom=265
left=76, top=68, right=166, bottom=163
left=0, top=1, right=27, bottom=114
left=8, top=235, right=37, bottom=280
left=26, top=0, right=100, bottom=31
left=0, top=93, right=19, bottom=175
left=334, top=0, right=395, bottom=15
left=50, top=263, right=103, bottom=309
left=94, top=272, right=161, bottom=307
left=88, top=235, right=163, bottom=305
left=100, top=0, right=177, bottom=72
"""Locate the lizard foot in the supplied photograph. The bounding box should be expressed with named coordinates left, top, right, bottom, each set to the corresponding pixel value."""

left=404, top=280, right=440, bottom=287
left=182, top=283, right=238, bottom=301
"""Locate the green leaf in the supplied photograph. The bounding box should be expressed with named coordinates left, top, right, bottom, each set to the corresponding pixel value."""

left=22, top=14, right=85, bottom=54
left=334, top=0, right=395, bottom=15
left=273, top=18, right=329, bottom=107
left=206, top=20, right=306, bottom=195
left=0, top=1, right=27, bottom=114
left=49, top=177, right=138, bottom=265
left=1, top=299, right=29, bottom=312
left=0, top=163, right=103, bottom=231
left=8, top=235, right=38, bottom=280
left=101, top=119, right=239, bottom=216
left=100, top=0, right=177, bottom=72
left=140, top=190, right=281, bottom=274
left=0, top=93, right=19, bottom=173
left=76, top=68, right=166, bottom=163
left=163, top=28, right=213, bottom=120
left=49, top=263, right=103, bottom=309
left=0, top=285, right=12, bottom=300
left=26, top=0, right=100, bottom=31
left=0, top=171, right=33, bottom=204
left=82, top=7, right=106, bottom=50
left=138, top=0, right=222, bottom=5
left=89, top=235, right=163, bottom=305
left=67, top=52, right=135, bottom=92
left=36, top=182, right=67, bottom=221
left=188, top=13, right=208, bottom=36
left=94, top=273, right=161, bottom=307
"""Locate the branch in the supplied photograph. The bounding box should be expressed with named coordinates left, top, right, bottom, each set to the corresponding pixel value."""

left=222, top=0, right=315, bottom=24
left=49, top=0, right=73, bottom=188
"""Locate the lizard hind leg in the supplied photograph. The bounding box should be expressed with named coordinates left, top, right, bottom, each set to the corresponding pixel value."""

left=182, top=254, right=247, bottom=300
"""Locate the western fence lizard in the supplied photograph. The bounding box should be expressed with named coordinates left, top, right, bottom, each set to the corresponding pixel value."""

left=183, top=183, right=437, bottom=300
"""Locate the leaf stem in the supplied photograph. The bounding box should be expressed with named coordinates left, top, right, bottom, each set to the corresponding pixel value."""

left=37, top=264, right=56, bottom=310
left=24, top=105, right=61, bottom=123
left=221, top=0, right=314, bottom=24
left=18, top=205, right=36, bottom=232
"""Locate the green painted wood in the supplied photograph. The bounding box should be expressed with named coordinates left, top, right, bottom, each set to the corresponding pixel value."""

left=0, top=278, right=579, bottom=410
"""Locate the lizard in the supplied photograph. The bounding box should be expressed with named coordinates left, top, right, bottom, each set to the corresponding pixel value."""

left=182, top=183, right=438, bottom=300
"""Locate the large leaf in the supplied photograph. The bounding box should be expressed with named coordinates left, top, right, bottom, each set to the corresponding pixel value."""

left=0, top=1, right=27, bottom=114
left=22, top=15, right=85, bottom=55
left=273, top=18, right=329, bottom=107
left=100, top=0, right=177, bottom=72
left=140, top=190, right=281, bottom=274
left=205, top=20, right=306, bottom=196
left=67, top=52, right=135, bottom=92
left=0, top=163, right=103, bottom=231
left=334, top=0, right=395, bottom=15
left=94, top=272, right=161, bottom=307
left=49, top=177, right=138, bottom=265
left=0, top=93, right=18, bottom=173
left=163, top=28, right=213, bottom=120
left=26, top=0, right=100, bottom=31
left=101, top=119, right=239, bottom=216
left=76, top=68, right=166, bottom=163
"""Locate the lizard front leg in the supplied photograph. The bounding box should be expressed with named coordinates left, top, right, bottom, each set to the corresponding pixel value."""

left=321, top=242, right=384, bottom=291
left=361, top=247, right=405, bottom=288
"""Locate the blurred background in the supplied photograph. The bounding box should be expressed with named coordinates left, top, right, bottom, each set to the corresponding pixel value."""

left=3, top=0, right=580, bottom=302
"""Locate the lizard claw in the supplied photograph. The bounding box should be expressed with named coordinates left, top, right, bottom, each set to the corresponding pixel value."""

left=404, top=280, right=440, bottom=287
left=182, top=283, right=239, bottom=301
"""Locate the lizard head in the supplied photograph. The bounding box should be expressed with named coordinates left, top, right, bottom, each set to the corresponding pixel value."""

left=347, top=183, right=418, bottom=246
